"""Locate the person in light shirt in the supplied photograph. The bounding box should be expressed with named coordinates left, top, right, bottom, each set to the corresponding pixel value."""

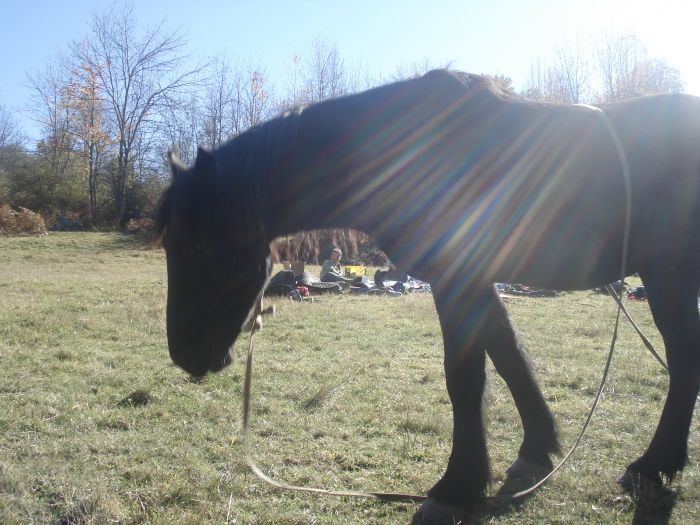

left=319, top=248, right=354, bottom=287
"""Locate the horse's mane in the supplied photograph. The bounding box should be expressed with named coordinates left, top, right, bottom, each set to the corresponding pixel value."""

left=153, top=108, right=303, bottom=249
left=152, top=71, right=525, bottom=249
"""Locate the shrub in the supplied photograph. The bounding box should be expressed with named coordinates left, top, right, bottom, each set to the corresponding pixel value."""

left=48, top=210, right=84, bottom=231
left=0, top=204, right=47, bottom=235
left=271, top=229, right=387, bottom=265
left=125, top=217, right=155, bottom=234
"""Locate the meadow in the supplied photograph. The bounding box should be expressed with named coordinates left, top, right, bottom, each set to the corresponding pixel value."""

left=0, top=232, right=698, bottom=524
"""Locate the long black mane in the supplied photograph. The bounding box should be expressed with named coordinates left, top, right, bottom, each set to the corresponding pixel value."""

left=154, top=107, right=304, bottom=249
left=154, top=72, right=517, bottom=250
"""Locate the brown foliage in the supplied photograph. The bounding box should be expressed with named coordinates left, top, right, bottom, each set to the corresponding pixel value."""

left=0, top=205, right=47, bottom=235
left=271, top=229, right=387, bottom=265
left=125, top=218, right=155, bottom=233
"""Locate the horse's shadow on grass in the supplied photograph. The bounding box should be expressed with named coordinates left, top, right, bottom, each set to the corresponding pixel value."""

left=435, top=475, right=539, bottom=524
left=460, top=478, right=678, bottom=524
left=630, top=485, right=678, bottom=525
left=482, top=476, right=538, bottom=520
left=92, top=231, right=156, bottom=252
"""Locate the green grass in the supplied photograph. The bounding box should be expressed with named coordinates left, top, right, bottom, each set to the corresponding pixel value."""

left=0, top=232, right=698, bottom=524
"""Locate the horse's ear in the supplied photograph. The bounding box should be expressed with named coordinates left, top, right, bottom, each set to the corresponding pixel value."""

left=194, top=148, right=216, bottom=172
left=168, top=149, right=187, bottom=182
left=194, top=147, right=218, bottom=184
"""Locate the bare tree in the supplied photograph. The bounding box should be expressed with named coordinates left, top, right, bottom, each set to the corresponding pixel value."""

left=201, top=54, right=234, bottom=149
left=277, top=53, right=305, bottom=113
left=77, top=3, right=201, bottom=222
left=634, top=57, right=684, bottom=96
left=130, top=124, right=167, bottom=210
left=26, top=60, right=77, bottom=207
left=595, top=32, right=683, bottom=101
left=524, top=38, right=590, bottom=104
left=161, top=93, right=202, bottom=165
left=242, top=63, right=272, bottom=129
left=526, top=33, right=683, bottom=104
left=64, top=48, right=111, bottom=221
left=226, top=65, right=246, bottom=138
left=302, top=36, right=347, bottom=103
left=200, top=54, right=272, bottom=147
left=553, top=38, right=590, bottom=103
left=344, top=60, right=375, bottom=95
left=522, top=59, right=549, bottom=101
left=0, top=104, right=25, bottom=202
left=596, top=32, right=647, bottom=101
left=0, top=104, right=23, bottom=150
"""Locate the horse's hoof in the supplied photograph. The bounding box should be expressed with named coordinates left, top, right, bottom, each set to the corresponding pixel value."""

left=617, top=469, right=662, bottom=496
left=506, top=457, right=552, bottom=482
left=411, top=498, right=467, bottom=525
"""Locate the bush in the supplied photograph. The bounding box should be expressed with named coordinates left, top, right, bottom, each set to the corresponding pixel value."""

left=125, top=217, right=155, bottom=234
left=0, top=204, right=47, bottom=235
left=271, top=229, right=387, bottom=265
left=48, top=210, right=84, bottom=231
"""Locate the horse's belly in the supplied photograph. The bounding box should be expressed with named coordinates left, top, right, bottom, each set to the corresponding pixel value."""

left=494, top=234, right=623, bottom=291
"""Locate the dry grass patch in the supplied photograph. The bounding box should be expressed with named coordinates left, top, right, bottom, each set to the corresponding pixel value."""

left=0, top=204, right=47, bottom=235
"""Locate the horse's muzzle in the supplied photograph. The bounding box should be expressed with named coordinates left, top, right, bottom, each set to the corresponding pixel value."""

left=168, top=340, right=235, bottom=377
left=208, top=345, right=235, bottom=372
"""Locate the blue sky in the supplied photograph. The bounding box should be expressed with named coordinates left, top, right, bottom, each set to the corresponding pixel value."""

left=3, top=0, right=699, bottom=141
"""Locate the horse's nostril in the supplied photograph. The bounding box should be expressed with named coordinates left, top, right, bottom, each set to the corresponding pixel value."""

left=208, top=346, right=234, bottom=372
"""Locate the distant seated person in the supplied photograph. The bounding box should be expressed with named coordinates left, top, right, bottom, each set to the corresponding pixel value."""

left=320, top=248, right=355, bottom=287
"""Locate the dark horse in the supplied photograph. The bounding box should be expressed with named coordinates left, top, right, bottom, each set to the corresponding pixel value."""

left=155, top=70, right=700, bottom=524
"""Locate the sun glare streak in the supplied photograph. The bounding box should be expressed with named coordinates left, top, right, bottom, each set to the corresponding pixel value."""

left=274, top=73, right=656, bottom=297
left=382, top=101, right=616, bottom=293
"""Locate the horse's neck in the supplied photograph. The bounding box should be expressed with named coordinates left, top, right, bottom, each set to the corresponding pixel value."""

left=261, top=81, right=605, bottom=243
left=263, top=82, right=414, bottom=238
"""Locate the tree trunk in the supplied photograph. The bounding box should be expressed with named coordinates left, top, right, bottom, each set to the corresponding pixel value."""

left=88, top=145, right=99, bottom=222
left=115, top=140, right=128, bottom=226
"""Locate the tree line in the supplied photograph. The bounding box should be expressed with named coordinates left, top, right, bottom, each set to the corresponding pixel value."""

left=0, top=4, right=684, bottom=232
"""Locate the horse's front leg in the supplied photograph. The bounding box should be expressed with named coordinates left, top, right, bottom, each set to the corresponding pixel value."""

left=412, top=285, right=494, bottom=525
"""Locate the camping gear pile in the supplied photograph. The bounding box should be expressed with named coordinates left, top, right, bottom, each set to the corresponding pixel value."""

left=264, top=266, right=432, bottom=300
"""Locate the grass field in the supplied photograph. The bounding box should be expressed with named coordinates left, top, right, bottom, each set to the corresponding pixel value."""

left=0, top=232, right=698, bottom=524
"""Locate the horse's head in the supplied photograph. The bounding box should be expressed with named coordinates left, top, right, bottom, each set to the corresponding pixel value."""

left=154, top=147, right=271, bottom=376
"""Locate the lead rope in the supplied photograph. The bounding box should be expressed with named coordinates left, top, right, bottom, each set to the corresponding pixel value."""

left=605, top=286, right=668, bottom=372
left=240, top=105, right=662, bottom=505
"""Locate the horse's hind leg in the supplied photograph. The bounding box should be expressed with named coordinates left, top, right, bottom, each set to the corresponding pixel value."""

left=482, top=288, right=560, bottom=477
left=622, top=270, right=700, bottom=489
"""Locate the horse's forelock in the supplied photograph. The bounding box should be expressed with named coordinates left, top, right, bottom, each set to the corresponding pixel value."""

left=152, top=168, right=204, bottom=250
left=152, top=160, right=241, bottom=252
left=155, top=113, right=300, bottom=251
